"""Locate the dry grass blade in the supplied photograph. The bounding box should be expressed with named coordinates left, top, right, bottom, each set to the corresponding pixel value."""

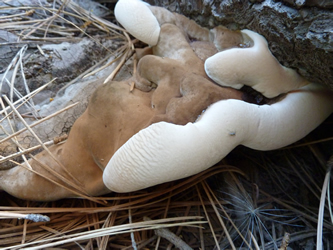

left=195, top=185, right=220, bottom=249
left=82, top=42, right=129, bottom=80
left=7, top=217, right=205, bottom=250
left=58, top=53, right=111, bottom=92
left=317, top=156, right=333, bottom=250
left=249, top=230, right=260, bottom=250
left=328, top=170, right=333, bottom=224
left=0, top=0, right=128, bottom=80
left=0, top=140, right=53, bottom=166
left=40, top=7, right=112, bottom=53
left=0, top=97, right=32, bottom=170
left=104, top=46, right=133, bottom=83
left=0, top=95, right=104, bottom=203
left=0, top=78, right=56, bottom=117
left=2, top=95, right=86, bottom=190
left=0, top=101, right=77, bottom=149
left=0, top=45, right=37, bottom=114
left=213, top=174, right=254, bottom=249
left=202, top=181, right=235, bottom=250
left=129, top=207, right=137, bottom=250
left=62, top=0, right=124, bottom=33
left=260, top=188, right=333, bottom=230
left=287, top=153, right=322, bottom=197
left=0, top=166, right=240, bottom=249
left=5, top=158, right=104, bottom=204
left=0, top=212, right=50, bottom=222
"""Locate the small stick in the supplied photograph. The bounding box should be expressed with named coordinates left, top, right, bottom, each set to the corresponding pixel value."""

left=144, top=217, right=192, bottom=250
left=154, top=227, right=192, bottom=250
left=0, top=212, right=50, bottom=222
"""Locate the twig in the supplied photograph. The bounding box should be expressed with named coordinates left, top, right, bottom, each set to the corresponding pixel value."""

left=144, top=217, right=193, bottom=250
left=154, top=227, right=192, bottom=250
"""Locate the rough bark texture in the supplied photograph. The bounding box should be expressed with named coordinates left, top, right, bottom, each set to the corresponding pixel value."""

left=146, top=0, right=333, bottom=90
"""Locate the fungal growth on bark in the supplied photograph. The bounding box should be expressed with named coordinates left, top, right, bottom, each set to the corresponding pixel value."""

left=0, top=9, right=246, bottom=201
left=204, top=30, right=309, bottom=98
left=0, top=0, right=332, bottom=201
left=103, top=0, right=333, bottom=192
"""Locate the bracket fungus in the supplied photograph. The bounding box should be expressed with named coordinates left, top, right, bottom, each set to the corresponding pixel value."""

left=1, top=1, right=332, bottom=200
left=101, top=0, right=333, bottom=192
left=0, top=17, right=246, bottom=201
left=115, top=0, right=308, bottom=98
left=205, top=30, right=309, bottom=98
left=104, top=83, right=333, bottom=193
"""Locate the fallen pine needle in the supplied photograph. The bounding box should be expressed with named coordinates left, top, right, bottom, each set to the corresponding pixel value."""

left=317, top=156, right=333, bottom=250
left=0, top=211, right=50, bottom=222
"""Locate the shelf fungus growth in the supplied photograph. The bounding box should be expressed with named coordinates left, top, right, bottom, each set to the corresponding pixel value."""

left=0, top=0, right=332, bottom=200
left=0, top=15, right=246, bottom=201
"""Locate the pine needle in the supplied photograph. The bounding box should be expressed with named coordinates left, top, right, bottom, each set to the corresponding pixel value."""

left=317, top=156, right=333, bottom=250
left=0, top=211, right=50, bottom=222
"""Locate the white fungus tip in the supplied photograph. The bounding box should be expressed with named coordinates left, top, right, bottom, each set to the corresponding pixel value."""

left=115, top=0, right=161, bottom=46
